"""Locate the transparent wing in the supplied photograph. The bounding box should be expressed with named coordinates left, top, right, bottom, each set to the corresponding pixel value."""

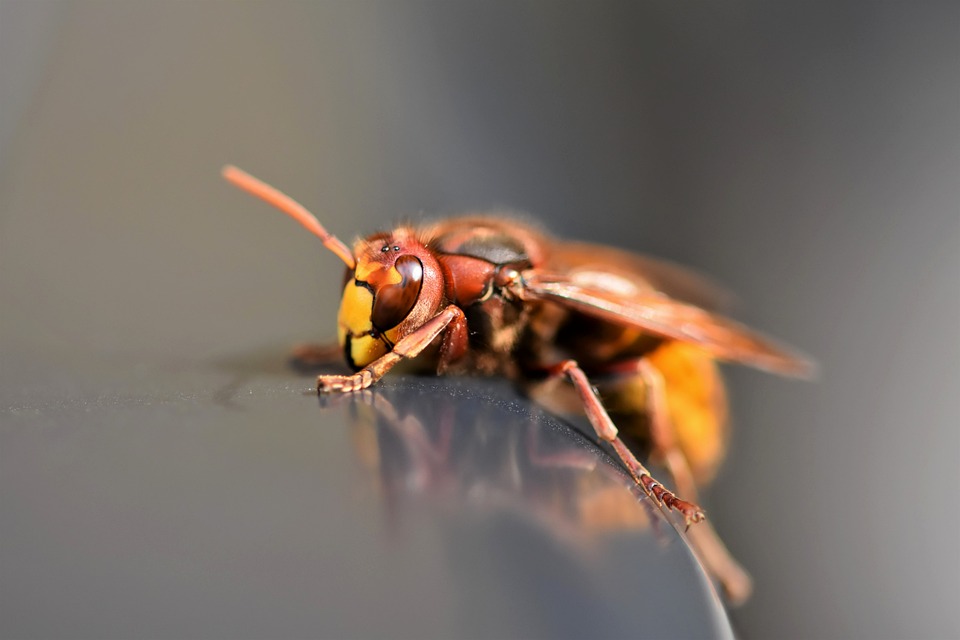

left=546, top=241, right=736, bottom=312
left=521, top=269, right=814, bottom=378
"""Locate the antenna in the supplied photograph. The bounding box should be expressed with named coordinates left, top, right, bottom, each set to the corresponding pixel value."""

left=222, top=165, right=356, bottom=270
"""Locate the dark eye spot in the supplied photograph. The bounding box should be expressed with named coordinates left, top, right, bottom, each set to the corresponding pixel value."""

left=371, top=255, right=424, bottom=332
left=393, top=246, right=400, bottom=252
left=381, top=246, right=390, bottom=253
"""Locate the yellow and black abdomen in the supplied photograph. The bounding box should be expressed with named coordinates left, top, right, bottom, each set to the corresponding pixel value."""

left=523, top=299, right=731, bottom=487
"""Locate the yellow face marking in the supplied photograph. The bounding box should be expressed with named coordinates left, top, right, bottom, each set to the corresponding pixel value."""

left=338, top=282, right=375, bottom=340
left=349, top=334, right=388, bottom=368
left=337, top=279, right=393, bottom=368
left=355, top=256, right=402, bottom=285
left=338, top=259, right=408, bottom=367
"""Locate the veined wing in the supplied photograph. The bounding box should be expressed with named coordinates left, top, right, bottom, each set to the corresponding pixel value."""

left=521, top=269, right=814, bottom=378
left=546, top=241, right=735, bottom=312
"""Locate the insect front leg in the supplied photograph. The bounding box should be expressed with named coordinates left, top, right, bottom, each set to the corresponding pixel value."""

left=636, top=359, right=753, bottom=604
left=548, top=360, right=705, bottom=527
left=318, top=305, right=466, bottom=393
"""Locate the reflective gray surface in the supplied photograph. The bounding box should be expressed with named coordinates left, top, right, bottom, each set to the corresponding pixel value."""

left=1, top=350, right=730, bottom=639
left=1, top=2, right=958, bottom=638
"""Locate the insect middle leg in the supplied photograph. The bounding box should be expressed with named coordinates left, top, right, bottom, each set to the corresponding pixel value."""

left=317, top=305, right=467, bottom=393
left=547, top=360, right=705, bottom=527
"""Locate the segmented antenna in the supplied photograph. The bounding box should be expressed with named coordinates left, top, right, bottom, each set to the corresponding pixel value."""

left=222, top=165, right=356, bottom=270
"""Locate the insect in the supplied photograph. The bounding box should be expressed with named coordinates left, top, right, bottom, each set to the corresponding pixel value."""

left=222, top=165, right=813, bottom=603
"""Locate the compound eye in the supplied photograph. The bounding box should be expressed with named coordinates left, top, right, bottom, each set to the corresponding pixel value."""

left=371, top=255, right=424, bottom=332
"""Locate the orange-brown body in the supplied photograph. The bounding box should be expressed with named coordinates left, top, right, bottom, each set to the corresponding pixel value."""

left=377, top=217, right=733, bottom=485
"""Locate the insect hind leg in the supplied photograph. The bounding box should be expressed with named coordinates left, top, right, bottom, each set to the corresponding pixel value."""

left=547, top=359, right=705, bottom=528
left=636, top=358, right=753, bottom=604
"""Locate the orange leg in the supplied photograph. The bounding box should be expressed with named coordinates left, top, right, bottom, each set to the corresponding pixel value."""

left=548, top=360, right=705, bottom=528
left=637, top=359, right=753, bottom=604
left=317, top=305, right=465, bottom=393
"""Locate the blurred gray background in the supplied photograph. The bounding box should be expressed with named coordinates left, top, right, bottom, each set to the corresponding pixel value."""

left=1, top=1, right=957, bottom=638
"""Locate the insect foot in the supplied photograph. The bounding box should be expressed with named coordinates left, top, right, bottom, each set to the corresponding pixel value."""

left=640, top=475, right=705, bottom=529
left=317, top=371, right=373, bottom=394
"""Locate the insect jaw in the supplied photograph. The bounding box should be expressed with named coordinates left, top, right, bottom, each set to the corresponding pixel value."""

left=340, top=328, right=392, bottom=371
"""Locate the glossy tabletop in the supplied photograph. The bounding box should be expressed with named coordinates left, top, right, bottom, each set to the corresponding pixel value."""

left=1, top=350, right=732, bottom=639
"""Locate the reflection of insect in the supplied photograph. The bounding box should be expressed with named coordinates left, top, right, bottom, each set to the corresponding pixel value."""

left=342, top=382, right=662, bottom=544
left=222, top=165, right=813, bottom=603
